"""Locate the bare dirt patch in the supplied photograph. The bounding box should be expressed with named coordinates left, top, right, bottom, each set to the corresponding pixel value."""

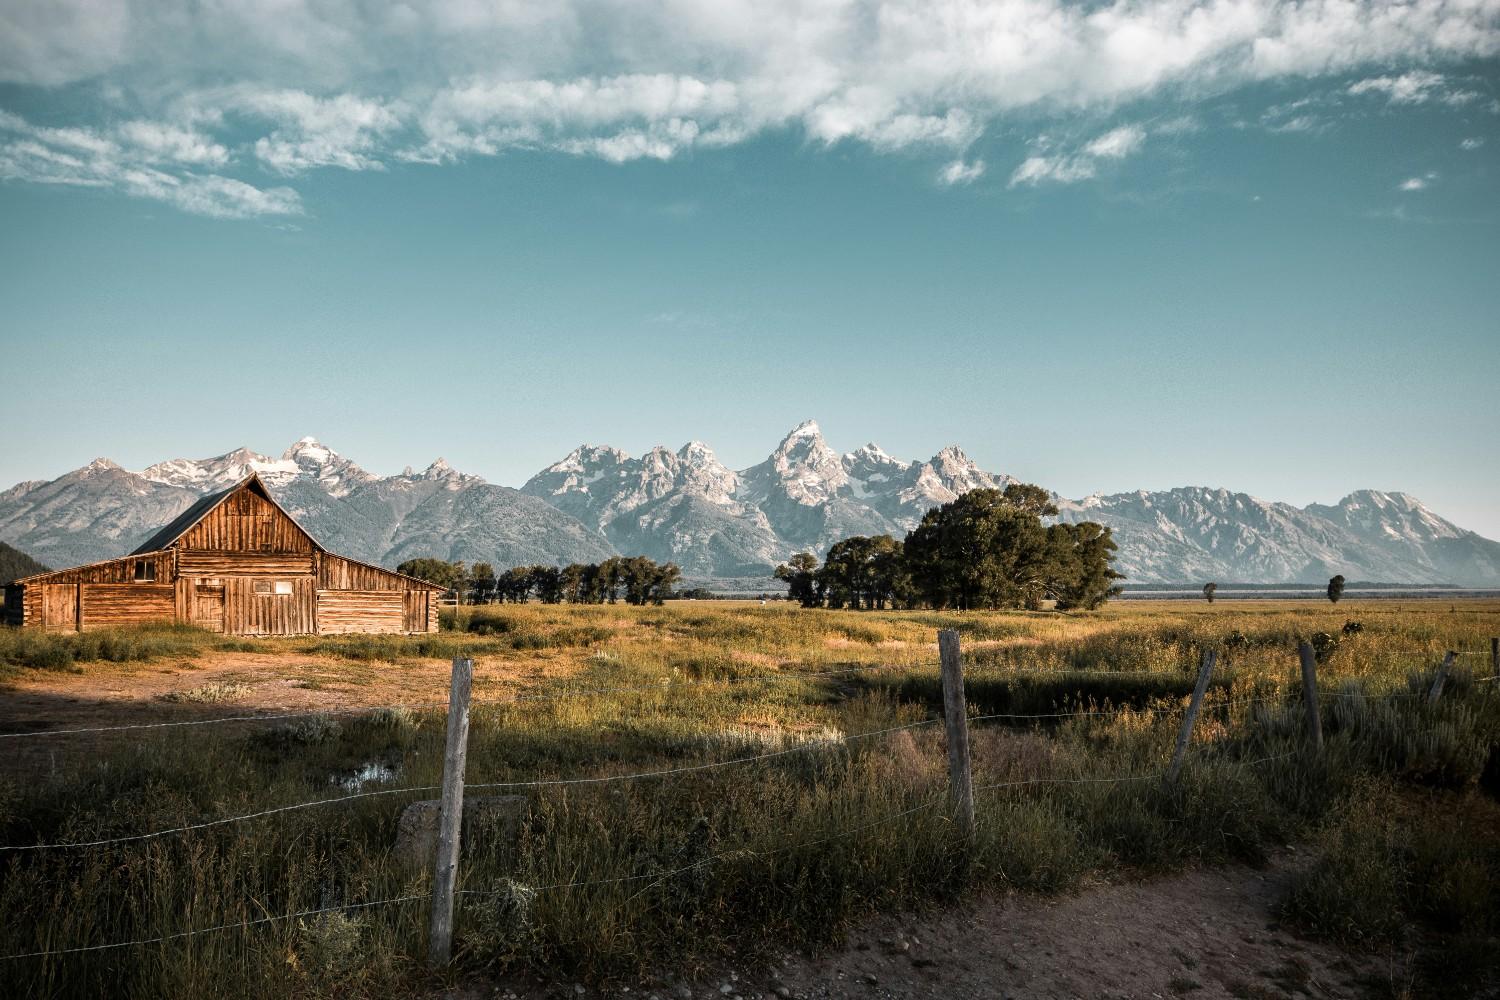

left=469, top=855, right=1383, bottom=1000
left=0, top=649, right=587, bottom=776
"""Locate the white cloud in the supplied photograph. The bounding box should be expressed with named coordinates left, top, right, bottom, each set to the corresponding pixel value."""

left=1347, top=70, right=1491, bottom=109
left=1460, top=136, right=1485, bottom=150
left=117, top=120, right=229, bottom=166
left=938, top=158, right=985, bottom=185
left=1, top=0, right=1499, bottom=212
left=1009, top=124, right=1146, bottom=187
left=1348, top=71, right=1448, bottom=104
left=0, top=110, right=300, bottom=218
left=233, top=89, right=402, bottom=174
left=1399, top=171, right=1437, bottom=191
left=1083, top=125, right=1146, bottom=160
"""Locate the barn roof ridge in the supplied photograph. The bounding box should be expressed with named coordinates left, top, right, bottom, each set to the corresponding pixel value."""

left=130, top=472, right=325, bottom=556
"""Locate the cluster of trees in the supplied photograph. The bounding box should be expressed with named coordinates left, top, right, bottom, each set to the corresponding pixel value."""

left=395, top=556, right=682, bottom=605
left=776, top=484, right=1124, bottom=612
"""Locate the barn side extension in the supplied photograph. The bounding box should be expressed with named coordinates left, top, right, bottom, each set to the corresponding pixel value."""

left=3, top=474, right=444, bottom=636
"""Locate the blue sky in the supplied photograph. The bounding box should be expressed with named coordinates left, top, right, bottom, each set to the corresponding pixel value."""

left=2, top=1, right=1499, bottom=537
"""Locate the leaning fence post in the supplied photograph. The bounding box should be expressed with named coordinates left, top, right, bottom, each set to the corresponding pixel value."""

left=1428, top=651, right=1456, bottom=705
left=1166, top=649, right=1216, bottom=783
left=937, top=630, right=974, bottom=843
left=1298, top=642, right=1323, bottom=756
left=428, top=656, right=473, bottom=967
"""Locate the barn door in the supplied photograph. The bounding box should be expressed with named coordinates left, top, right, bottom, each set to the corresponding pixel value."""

left=402, top=591, right=428, bottom=633
left=42, top=584, right=79, bottom=631
left=192, top=581, right=225, bottom=633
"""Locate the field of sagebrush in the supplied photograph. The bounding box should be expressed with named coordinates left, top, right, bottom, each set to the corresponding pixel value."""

left=0, top=600, right=1497, bottom=998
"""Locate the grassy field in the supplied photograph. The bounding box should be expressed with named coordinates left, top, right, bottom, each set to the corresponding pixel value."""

left=0, top=600, right=1497, bottom=998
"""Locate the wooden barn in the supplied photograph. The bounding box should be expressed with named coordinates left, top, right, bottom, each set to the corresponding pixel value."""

left=3, top=474, right=444, bottom=636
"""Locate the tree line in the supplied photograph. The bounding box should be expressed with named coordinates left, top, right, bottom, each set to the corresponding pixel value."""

left=775, top=484, right=1123, bottom=611
left=395, top=556, right=682, bottom=606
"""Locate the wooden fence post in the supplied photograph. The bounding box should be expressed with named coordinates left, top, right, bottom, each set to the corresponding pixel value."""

left=1167, top=649, right=1216, bottom=783
left=937, top=630, right=974, bottom=842
left=428, top=656, right=473, bottom=967
left=1298, top=642, right=1323, bottom=756
left=1490, top=637, right=1498, bottom=679
left=1428, top=651, right=1456, bottom=705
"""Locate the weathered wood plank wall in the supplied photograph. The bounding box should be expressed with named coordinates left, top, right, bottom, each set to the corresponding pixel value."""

left=224, top=577, right=315, bottom=635
left=178, top=489, right=313, bottom=553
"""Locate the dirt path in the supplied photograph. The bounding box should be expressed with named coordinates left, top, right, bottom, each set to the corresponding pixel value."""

left=476, top=856, right=1385, bottom=1000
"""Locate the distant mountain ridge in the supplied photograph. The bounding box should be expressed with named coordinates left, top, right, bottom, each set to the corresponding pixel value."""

left=2, top=424, right=1498, bottom=586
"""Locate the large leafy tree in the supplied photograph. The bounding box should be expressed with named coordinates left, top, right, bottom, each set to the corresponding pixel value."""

left=774, top=553, right=820, bottom=608
left=816, top=535, right=904, bottom=609
left=396, top=558, right=466, bottom=593
left=900, top=485, right=1119, bottom=611
left=1045, top=521, right=1124, bottom=611
left=1327, top=574, right=1346, bottom=604
left=470, top=562, right=496, bottom=604
left=903, top=488, right=1051, bottom=609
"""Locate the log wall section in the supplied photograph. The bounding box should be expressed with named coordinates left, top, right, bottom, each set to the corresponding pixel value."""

left=80, top=584, right=175, bottom=630
left=178, top=551, right=315, bottom=577
left=317, top=591, right=406, bottom=634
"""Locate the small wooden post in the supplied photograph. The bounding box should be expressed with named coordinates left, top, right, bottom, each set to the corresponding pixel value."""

left=1490, top=637, right=1498, bottom=679
left=1167, top=649, right=1217, bottom=782
left=1428, top=650, right=1456, bottom=705
left=937, top=630, right=974, bottom=842
left=1297, top=642, right=1323, bottom=755
left=428, top=657, right=473, bottom=967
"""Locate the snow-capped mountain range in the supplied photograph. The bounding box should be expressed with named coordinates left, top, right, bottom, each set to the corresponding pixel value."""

left=2, top=422, right=1498, bottom=586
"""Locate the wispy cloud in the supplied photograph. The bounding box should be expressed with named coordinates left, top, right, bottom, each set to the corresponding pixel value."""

left=1460, top=136, right=1486, bottom=150
left=2, top=0, right=1499, bottom=215
left=0, top=111, right=301, bottom=218
left=1347, top=71, right=1489, bottom=108
left=938, top=158, right=985, bottom=186
left=1399, top=172, right=1437, bottom=191
left=1009, top=125, right=1146, bottom=187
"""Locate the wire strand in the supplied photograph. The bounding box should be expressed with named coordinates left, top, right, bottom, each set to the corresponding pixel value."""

left=0, top=894, right=430, bottom=960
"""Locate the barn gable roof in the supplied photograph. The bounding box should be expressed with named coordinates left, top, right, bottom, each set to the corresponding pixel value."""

left=131, top=473, right=324, bottom=555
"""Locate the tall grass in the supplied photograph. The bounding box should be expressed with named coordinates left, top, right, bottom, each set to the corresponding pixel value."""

left=0, top=601, right=1496, bottom=997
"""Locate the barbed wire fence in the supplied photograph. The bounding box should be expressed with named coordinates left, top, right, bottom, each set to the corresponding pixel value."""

left=0, top=630, right=1493, bottom=965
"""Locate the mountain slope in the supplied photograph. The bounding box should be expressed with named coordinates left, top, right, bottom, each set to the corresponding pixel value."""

left=3, top=429, right=1497, bottom=586
left=0, top=540, right=49, bottom=585
left=0, top=440, right=612, bottom=572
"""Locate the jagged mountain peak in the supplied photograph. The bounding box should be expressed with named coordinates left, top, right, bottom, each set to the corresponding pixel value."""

left=678, top=440, right=719, bottom=464
left=5, top=427, right=1499, bottom=586
left=785, top=418, right=822, bottom=440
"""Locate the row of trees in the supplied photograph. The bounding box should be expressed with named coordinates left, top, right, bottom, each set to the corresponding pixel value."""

left=776, top=484, right=1124, bottom=611
left=395, top=556, right=682, bottom=606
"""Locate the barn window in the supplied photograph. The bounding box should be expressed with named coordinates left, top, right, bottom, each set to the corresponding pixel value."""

left=254, top=580, right=294, bottom=596
left=274, top=581, right=293, bottom=596
left=133, top=560, right=156, bottom=582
